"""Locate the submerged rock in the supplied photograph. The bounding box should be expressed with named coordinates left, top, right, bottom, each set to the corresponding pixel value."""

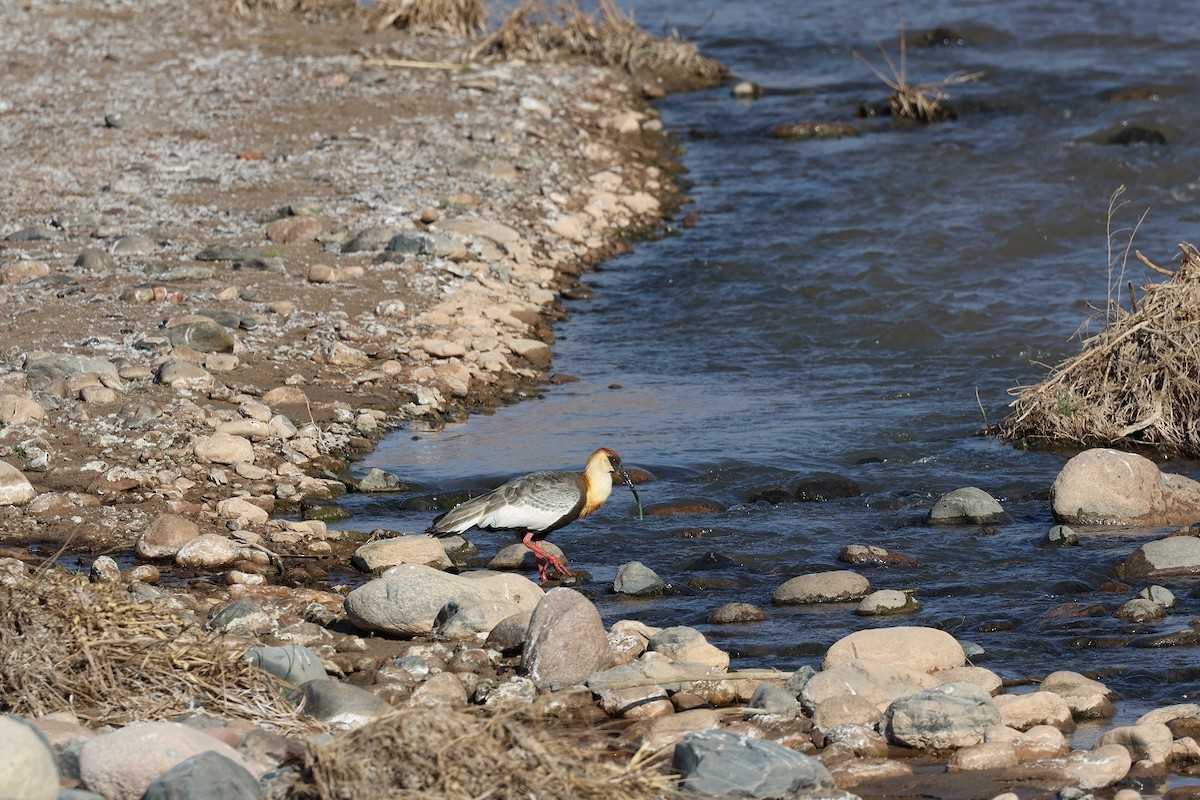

left=928, top=487, right=1008, bottom=525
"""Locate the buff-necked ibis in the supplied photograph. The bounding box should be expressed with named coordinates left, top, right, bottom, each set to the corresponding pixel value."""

left=429, top=447, right=643, bottom=582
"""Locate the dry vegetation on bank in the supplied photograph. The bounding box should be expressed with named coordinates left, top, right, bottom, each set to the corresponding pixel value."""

left=294, top=705, right=680, bottom=800
left=1003, top=240, right=1200, bottom=455
left=220, top=0, right=727, bottom=82
left=0, top=566, right=307, bottom=732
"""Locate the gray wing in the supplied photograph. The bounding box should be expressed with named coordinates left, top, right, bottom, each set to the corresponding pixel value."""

left=430, top=470, right=585, bottom=534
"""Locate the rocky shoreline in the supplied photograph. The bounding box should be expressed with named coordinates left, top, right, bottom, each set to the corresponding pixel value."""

left=0, top=0, right=676, bottom=559
left=4, top=3, right=1200, bottom=800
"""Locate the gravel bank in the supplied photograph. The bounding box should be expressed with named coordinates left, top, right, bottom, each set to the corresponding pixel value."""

left=0, top=0, right=677, bottom=558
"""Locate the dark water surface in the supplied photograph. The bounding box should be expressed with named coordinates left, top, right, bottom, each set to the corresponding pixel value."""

left=344, top=0, right=1200, bottom=730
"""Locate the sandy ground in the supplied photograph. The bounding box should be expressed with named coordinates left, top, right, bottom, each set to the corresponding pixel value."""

left=0, top=0, right=677, bottom=569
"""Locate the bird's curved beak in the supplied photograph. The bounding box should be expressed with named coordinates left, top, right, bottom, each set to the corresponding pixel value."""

left=617, top=468, right=643, bottom=520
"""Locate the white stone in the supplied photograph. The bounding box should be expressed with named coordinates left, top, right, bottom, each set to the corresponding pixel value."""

left=0, top=461, right=36, bottom=505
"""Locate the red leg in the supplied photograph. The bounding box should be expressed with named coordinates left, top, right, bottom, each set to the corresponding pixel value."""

left=522, top=531, right=572, bottom=582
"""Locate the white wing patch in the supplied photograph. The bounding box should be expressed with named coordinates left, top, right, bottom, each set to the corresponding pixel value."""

left=432, top=470, right=584, bottom=534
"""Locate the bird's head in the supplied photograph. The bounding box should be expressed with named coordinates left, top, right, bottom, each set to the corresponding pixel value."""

left=589, top=448, right=643, bottom=519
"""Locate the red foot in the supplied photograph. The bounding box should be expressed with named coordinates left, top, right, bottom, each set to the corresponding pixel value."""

left=523, top=531, right=572, bottom=583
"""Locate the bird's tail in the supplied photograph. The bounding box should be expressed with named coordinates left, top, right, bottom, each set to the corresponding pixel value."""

left=428, top=492, right=491, bottom=536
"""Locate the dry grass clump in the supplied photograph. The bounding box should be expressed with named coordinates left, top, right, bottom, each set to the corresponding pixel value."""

left=1002, top=240, right=1200, bottom=455
left=471, top=0, right=727, bottom=81
left=853, top=36, right=982, bottom=123
left=0, top=565, right=308, bottom=732
left=364, top=0, right=487, bottom=35
left=219, top=0, right=358, bottom=18
left=293, top=706, right=680, bottom=800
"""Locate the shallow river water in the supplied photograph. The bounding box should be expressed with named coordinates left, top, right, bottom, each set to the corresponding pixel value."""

left=342, top=0, right=1200, bottom=731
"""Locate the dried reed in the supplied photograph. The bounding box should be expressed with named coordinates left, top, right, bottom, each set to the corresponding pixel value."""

left=853, top=17, right=982, bottom=123
left=471, top=0, right=727, bottom=81
left=364, top=0, right=487, bottom=36
left=293, top=706, right=681, bottom=800
left=1002, top=241, right=1200, bottom=455
left=0, top=566, right=311, bottom=733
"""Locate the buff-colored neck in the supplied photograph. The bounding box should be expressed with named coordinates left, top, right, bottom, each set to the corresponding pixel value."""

left=580, top=449, right=616, bottom=517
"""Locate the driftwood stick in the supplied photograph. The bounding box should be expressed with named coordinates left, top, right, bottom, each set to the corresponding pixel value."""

left=1136, top=249, right=1176, bottom=276
left=363, top=57, right=467, bottom=71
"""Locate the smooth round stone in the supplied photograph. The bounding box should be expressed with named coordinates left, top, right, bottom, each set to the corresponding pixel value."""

left=1047, top=524, right=1079, bottom=546
left=929, top=487, right=1008, bottom=525
left=613, top=560, right=667, bottom=596
left=708, top=602, right=769, bottom=624
left=773, top=570, right=870, bottom=605
left=1115, top=597, right=1167, bottom=621
left=857, top=588, right=920, bottom=616
left=793, top=472, right=861, bottom=502
left=1139, top=584, right=1176, bottom=608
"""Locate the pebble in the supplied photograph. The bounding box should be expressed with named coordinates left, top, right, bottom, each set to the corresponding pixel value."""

left=0, top=461, right=36, bottom=505
left=708, top=602, right=769, bottom=624
left=640, top=708, right=721, bottom=754
left=993, top=691, right=1074, bottom=731
left=856, top=588, right=920, bottom=615
left=1114, top=597, right=1167, bottom=621
left=1051, top=448, right=1200, bottom=525
left=613, top=560, right=667, bottom=595
left=110, top=235, right=155, bottom=256
left=1, top=259, right=50, bottom=284
left=1094, top=722, right=1174, bottom=768
left=793, top=472, right=862, bottom=501
left=266, top=216, right=322, bottom=243
left=647, top=626, right=730, bottom=670
left=598, top=684, right=673, bottom=720
left=175, top=533, right=242, bottom=570
left=1139, top=584, right=1176, bottom=607
left=1117, top=536, right=1200, bottom=579
left=166, top=321, right=236, bottom=354
left=297, top=679, right=393, bottom=729
left=928, top=486, right=1009, bottom=524
left=488, top=540, right=566, bottom=570
left=246, top=644, right=328, bottom=685
left=433, top=598, right=523, bottom=641
left=75, top=247, right=116, bottom=270
left=772, top=569, right=870, bottom=604
left=0, top=393, right=45, bottom=425
left=350, top=534, right=451, bottom=571
left=192, top=432, right=255, bottom=465
left=802, top=659, right=938, bottom=711
left=156, top=360, right=214, bottom=390
left=136, top=514, right=200, bottom=559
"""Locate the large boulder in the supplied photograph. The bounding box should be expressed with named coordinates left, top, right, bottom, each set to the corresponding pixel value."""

left=885, top=682, right=1002, bottom=750
left=1116, top=533, right=1200, bottom=579
left=344, top=564, right=542, bottom=636
left=672, top=729, right=835, bottom=798
left=823, top=626, right=966, bottom=673
left=77, top=721, right=254, bottom=800
left=1051, top=448, right=1200, bottom=525
left=801, top=658, right=939, bottom=713
left=522, top=588, right=613, bottom=691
